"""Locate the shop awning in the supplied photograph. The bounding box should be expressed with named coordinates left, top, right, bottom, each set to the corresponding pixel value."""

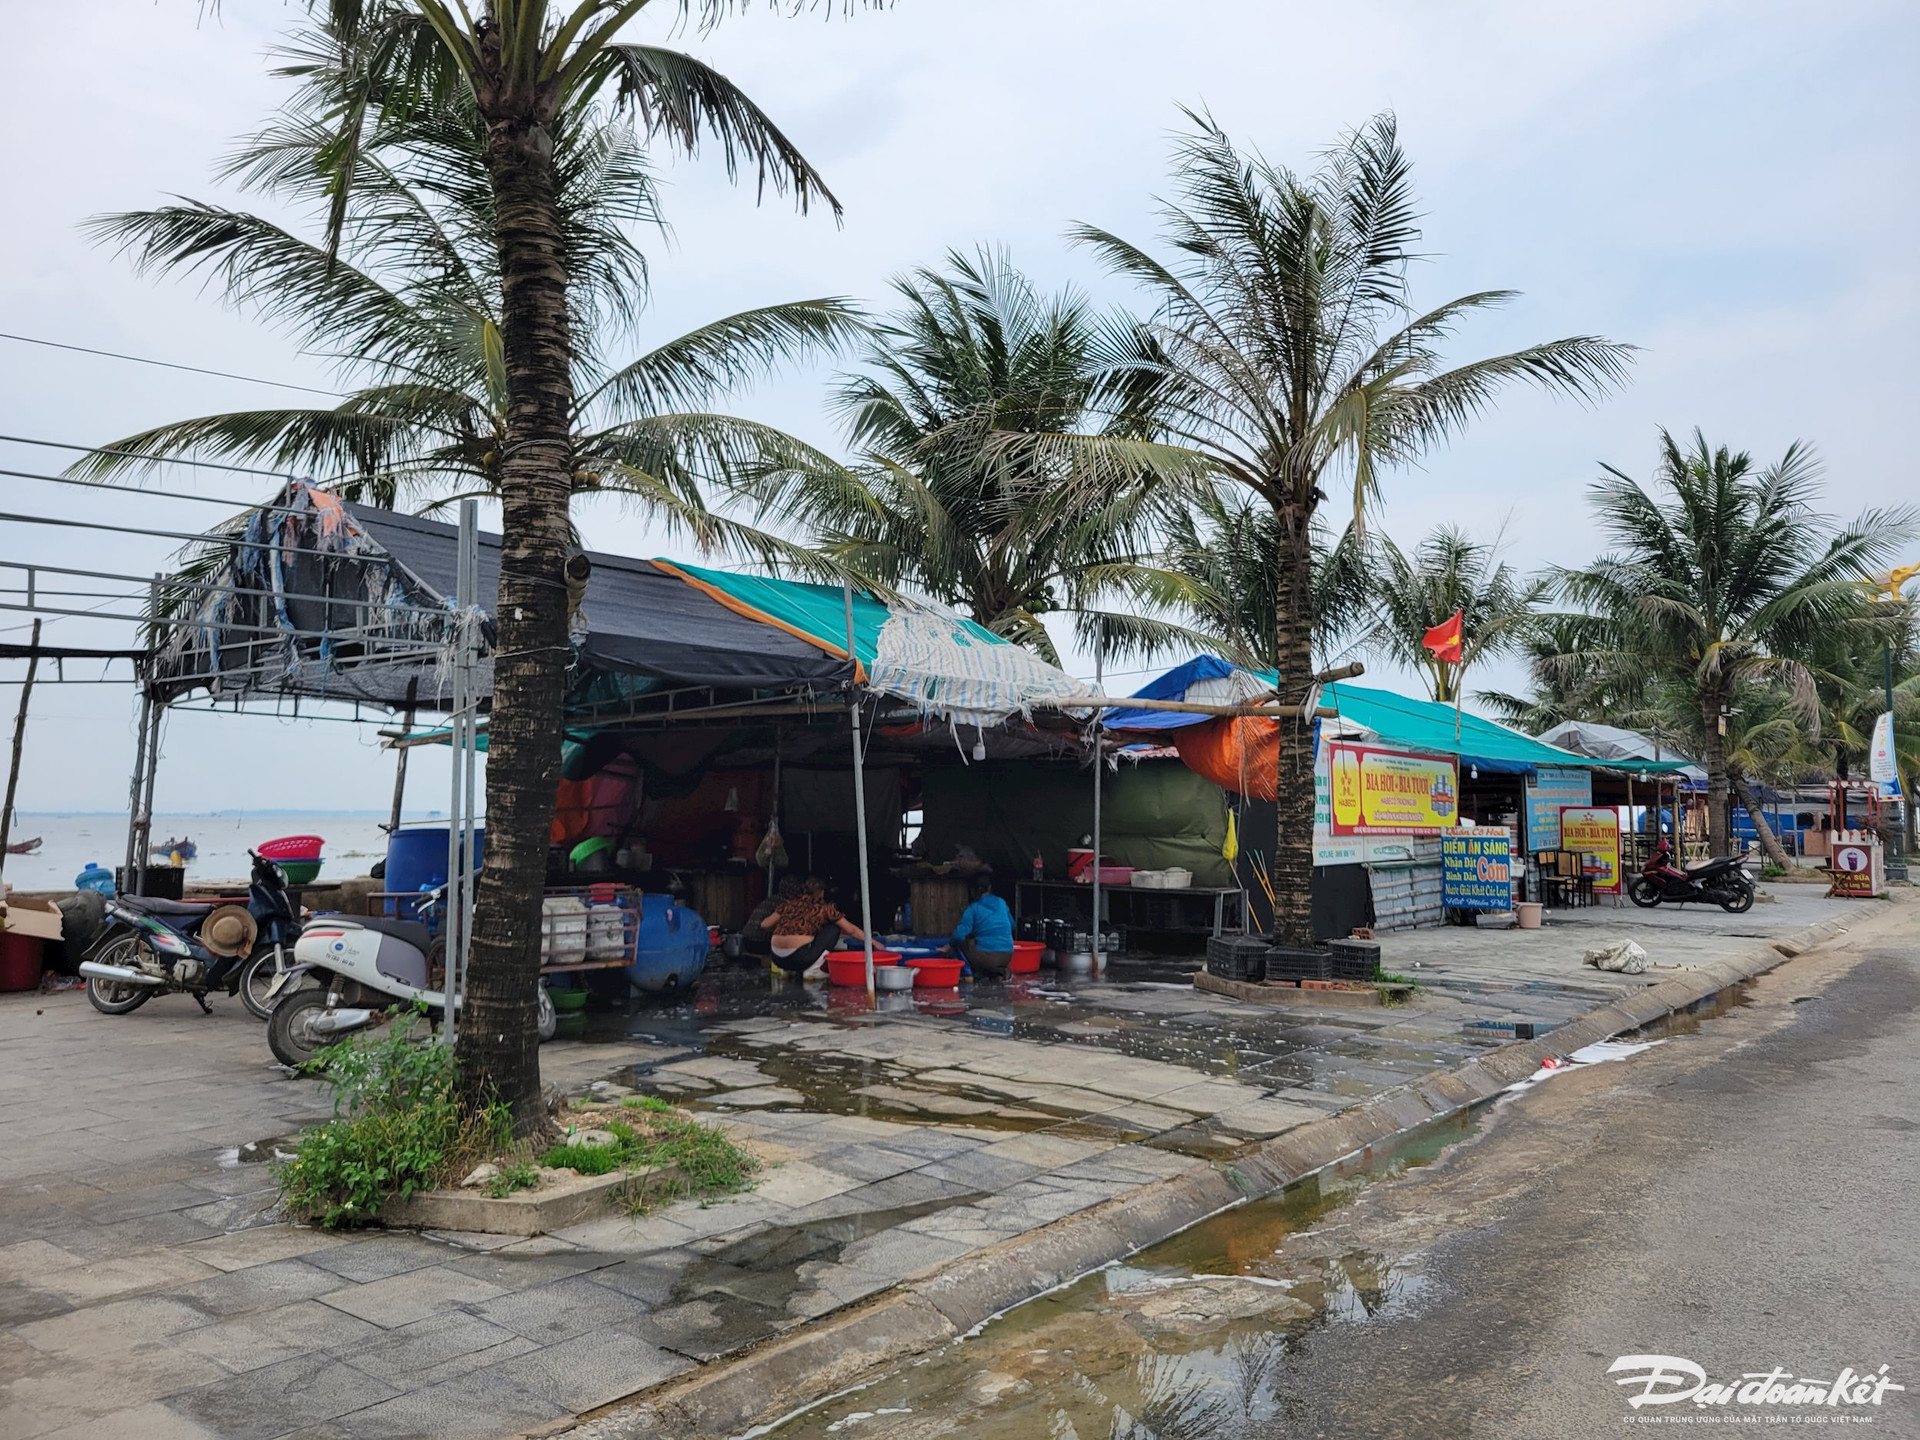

left=1103, top=655, right=1596, bottom=775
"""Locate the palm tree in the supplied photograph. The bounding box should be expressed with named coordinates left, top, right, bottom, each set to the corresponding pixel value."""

left=79, top=90, right=858, bottom=569
left=177, top=0, right=846, bottom=1128
left=1153, top=489, right=1372, bottom=672
left=1556, top=428, right=1914, bottom=858
left=1069, top=113, right=1634, bottom=946
left=1365, top=525, right=1547, bottom=703
left=749, top=248, right=1204, bottom=662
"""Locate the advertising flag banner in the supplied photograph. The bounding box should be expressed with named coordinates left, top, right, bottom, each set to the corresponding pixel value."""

left=1559, top=805, right=1622, bottom=893
left=1441, top=829, right=1514, bottom=910
left=1328, top=743, right=1458, bottom=835
left=1869, top=711, right=1899, bottom=795
left=1527, top=767, right=1592, bottom=850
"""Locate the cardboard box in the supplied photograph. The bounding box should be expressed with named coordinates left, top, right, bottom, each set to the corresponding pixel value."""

left=1, top=898, right=64, bottom=941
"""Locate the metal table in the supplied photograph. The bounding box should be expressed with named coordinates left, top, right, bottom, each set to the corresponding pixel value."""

left=1014, top=880, right=1248, bottom=939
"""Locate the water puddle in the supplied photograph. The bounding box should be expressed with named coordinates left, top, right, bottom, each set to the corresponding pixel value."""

left=758, top=1109, right=1478, bottom=1439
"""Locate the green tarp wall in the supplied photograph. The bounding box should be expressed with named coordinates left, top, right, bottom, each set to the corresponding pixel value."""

left=918, top=760, right=1232, bottom=885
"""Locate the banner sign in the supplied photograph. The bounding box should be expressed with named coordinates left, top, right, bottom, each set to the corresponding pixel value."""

left=1559, top=805, right=1622, bottom=893
left=1527, top=767, right=1592, bottom=850
left=1441, top=829, right=1514, bottom=910
left=1870, top=712, right=1900, bottom=796
left=1328, top=742, right=1458, bottom=835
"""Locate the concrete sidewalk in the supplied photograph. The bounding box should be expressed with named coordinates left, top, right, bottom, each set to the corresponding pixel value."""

left=0, top=885, right=1879, bottom=1440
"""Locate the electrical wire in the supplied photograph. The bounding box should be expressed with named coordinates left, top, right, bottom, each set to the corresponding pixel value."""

left=0, top=333, right=341, bottom=397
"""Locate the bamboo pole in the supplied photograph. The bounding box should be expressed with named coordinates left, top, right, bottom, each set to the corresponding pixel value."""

left=0, top=620, right=43, bottom=891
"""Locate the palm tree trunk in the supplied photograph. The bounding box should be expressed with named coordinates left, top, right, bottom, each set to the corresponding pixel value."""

left=1698, top=693, right=1732, bottom=857
left=1729, top=768, right=1791, bottom=871
left=457, top=116, right=575, bottom=1134
left=1269, top=519, right=1317, bottom=948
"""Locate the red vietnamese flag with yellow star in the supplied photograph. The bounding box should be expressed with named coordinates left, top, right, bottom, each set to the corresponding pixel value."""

left=1422, top=610, right=1464, bottom=664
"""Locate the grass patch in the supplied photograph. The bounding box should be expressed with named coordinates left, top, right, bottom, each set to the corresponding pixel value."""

left=485, top=1161, right=541, bottom=1199
left=538, top=1105, right=760, bottom=1211
left=276, top=1012, right=507, bottom=1229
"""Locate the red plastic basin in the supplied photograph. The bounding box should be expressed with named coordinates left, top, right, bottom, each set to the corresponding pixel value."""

left=825, top=952, right=902, bottom=987
left=907, top=956, right=965, bottom=987
left=257, top=835, right=325, bottom=861
left=1010, top=941, right=1044, bottom=974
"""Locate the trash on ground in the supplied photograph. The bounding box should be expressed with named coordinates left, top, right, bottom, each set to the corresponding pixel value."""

left=1582, top=939, right=1648, bottom=974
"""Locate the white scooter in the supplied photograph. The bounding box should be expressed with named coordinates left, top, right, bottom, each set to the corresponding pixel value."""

left=266, top=898, right=555, bottom=1067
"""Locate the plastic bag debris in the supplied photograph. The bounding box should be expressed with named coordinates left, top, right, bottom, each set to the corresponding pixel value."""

left=1582, top=939, right=1648, bottom=974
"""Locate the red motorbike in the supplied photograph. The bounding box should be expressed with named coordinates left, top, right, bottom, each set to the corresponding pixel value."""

left=1628, top=838, right=1754, bottom=913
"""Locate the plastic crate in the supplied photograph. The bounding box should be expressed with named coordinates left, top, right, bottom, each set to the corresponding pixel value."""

left=1206, top=934, right=1269, bottom=982
left=1327, top=937, right=1381, bottom=983
left=1264, top=945, right=1332, bottom=982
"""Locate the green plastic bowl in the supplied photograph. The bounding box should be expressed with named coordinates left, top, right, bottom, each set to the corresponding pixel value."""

left=278, top=859, right=322, bottom=885
left=547, top=986, right=590, bottom=1013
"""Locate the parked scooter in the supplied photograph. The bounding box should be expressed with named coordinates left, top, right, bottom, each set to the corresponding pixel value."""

left=265, top=893, right=556, bottom=1067
left=80, top=851, right=301, bottom=1019
left=1627, top=838, right=1755, bottom=913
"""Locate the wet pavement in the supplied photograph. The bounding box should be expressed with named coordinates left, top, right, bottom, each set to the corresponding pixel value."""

left=0, top=886, right=1876, bottom=1440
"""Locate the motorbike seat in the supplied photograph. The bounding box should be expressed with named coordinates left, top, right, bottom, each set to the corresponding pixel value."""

left=329, top=915, right=431, bottom=953
left=120, top=896, right=216, bottom=916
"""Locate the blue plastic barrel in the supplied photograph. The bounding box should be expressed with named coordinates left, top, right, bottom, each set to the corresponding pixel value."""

left=384, top=827, right=486, bottom=900
left=627, top=892, right=709, bottom=994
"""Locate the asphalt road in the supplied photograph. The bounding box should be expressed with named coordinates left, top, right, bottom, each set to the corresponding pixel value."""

left=1268, top=906, right=1920, bottom=1439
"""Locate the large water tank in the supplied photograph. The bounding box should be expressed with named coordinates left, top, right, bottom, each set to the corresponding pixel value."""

left=627, top=892, right=708, bottom=993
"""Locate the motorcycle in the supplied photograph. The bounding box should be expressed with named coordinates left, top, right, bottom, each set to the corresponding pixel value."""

left=80, top=851, right=301, bottom=1019
left=265, top=893, right=556, bottom=1067
left=1627, top=839, right=1755, bottom=913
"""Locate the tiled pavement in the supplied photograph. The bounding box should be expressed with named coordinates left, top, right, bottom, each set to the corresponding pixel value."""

left=0, top=885, right=1861, bottom=1440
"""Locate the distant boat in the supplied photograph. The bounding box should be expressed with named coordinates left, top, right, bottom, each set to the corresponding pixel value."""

left=5, top=836, right=40, bottom=856
left=155, top=837, right=198, bottom=864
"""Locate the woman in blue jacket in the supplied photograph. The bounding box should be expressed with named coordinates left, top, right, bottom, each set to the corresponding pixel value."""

left=950, top=872, right=1015, bottom=977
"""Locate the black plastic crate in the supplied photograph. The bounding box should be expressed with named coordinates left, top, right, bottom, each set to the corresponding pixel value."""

left=1265, top=945, right=1332, bottom=982
left=1327, top=937, right=1381, bottom=982
left=1206, top=934, right=1269, bottom=982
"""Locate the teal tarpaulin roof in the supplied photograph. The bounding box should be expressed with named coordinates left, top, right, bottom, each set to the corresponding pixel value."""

left=1321, top=681, right=1597, bottom=772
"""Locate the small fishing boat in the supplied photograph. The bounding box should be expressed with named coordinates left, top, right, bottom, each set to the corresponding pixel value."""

left=154, top=837, right=198, bottom=864
left=5, top=836, right=40, bottom=856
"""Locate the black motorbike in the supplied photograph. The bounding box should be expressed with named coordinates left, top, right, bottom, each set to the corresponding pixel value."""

left=1627, top=843, right=1754, bottom=913
left=79, top=851, right=301, bottom=1018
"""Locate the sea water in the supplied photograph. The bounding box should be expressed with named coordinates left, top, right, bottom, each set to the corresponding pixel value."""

left=0, top=811, right=417, bottom=891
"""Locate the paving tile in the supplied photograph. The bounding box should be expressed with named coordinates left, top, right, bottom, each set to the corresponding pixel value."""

left=838, top=1227, right=975, bottom=1282
left=176, top=1298, right=387, bottom=1375
left=303, top=1235, right=450, bottom=1285
left=0, top=1279, right=74, bottom=1328
left=338, top=1309, right=530, bottom=1384
left=166, top=1351, right=403, bottom=1440
left=0, top=1239, right=87, bottom=1285
left=807, top=1143, right=927, bottom=1183
left=631, top=1296, right=785, bottom=1360
left=13, top=1292, right=215, bottom=1357
left=317, top=1264, right=506, bottom=1329
left=547, top=1212, right=698, bottom=1254
left=164, top=1257, right=349, bottom=1317
left=589, top=1253, right=697, bottom=1306
left=488, top=1326, right=694, bottom=1411
left=466, top=1271, right=656, bottom=1344
left=327, top=1369, right=567, bottom=1440
left=37, top=1400, right=225, bottom=1440
left=749, top=1159, right=867, bottom=1209
left=443, top=1244, right=619, bottom=1290
left=978, top=1131, right=1110, bottom=1168
left=916, top=1153, right=1041, bottom=1192
left=179, top=1225, right=348, bottom=1273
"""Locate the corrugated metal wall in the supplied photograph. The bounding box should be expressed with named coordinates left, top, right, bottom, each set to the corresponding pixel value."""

left=1366, top=861, right=1445, bottom=932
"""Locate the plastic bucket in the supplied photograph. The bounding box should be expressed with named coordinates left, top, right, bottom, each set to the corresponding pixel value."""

left=547, top=984, right=590, bottom=1013
left=1515, top=901, right=1543, bottom=930
left=907, top=956, right=965, bottom=987
left=1010, top=941, right=1044, bottom=974
left=0, top=934, right=43, bottom=992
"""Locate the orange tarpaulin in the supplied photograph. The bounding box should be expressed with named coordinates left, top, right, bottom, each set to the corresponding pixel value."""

left=1173, top=715, right=1281, bottom=801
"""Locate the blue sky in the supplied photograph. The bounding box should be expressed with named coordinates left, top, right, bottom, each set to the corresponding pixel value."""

left=1, top=0, right=1914, bottom=812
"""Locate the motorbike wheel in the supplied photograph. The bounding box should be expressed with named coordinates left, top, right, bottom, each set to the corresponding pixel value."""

left=536, top=984, right=557, bottom=1043
left=1626, top=878, right=1664, bottom=909
left=238, top=948, right=294, bottom=1022
left=268, top=990, right=333, bottom=1068
left=85, top=936, right=155, bottom=1015
left=1717, top=880, right=1755, bottom=915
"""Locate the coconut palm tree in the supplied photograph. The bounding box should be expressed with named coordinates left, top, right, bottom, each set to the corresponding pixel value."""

left=1069, top=112, right=1634, bottom=946
left=169, top=0, right=848, bottom=1128
left=78, top=94, right=859, bottom=568
left=1364, top=525, right=1547, bottom=703
left=747, top=247, right=1207, bottom=663
left=1555, top=428, right=1914, bottom=858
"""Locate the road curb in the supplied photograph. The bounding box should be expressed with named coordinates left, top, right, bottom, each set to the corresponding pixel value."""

left=566, top=902, right=1893, bottom=1440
